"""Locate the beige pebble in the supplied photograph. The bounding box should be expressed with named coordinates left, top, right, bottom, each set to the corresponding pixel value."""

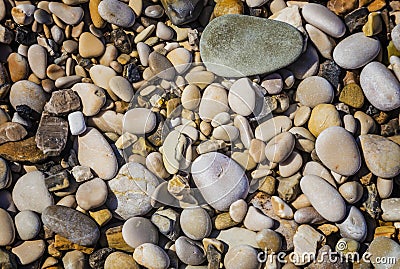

left=271, top=195, right=294, bottom=219
left=146, top=152, right=169, bottom=179
left=244, top=206, right=274, bottom=231
left=294, top=106, right=311, bottom=127
left=76, top=178, right=108, bottom=210
left=109, top=76, right=134, bottom=102
left=28, top=44, right=47, bottom=80
left=279, top=150, right=303, bottom=177
left=181, top=84, right=201, bottom=111
left=166, top=47, right=192, bottom=74
left=79, top=32, right=105, bottom=58
left=265, top=132, right=295, bottom=163
left=12, top=240, right=46, bottom=265
left=249, top=139, right=266, bottom=163
left=308, top=104, right=341, bottom=137
left=229, top=199, right=247, bottom=223
left=72, top=83, right=106, bottom=116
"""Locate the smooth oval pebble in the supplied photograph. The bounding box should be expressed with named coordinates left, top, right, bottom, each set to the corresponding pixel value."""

left=98, top=0, right=135, bottom=28
left=255, top=115, right=292, bottom=142
left=76, top=178, right=108, bottom=210
left=77, top=127, right=118, bottom=180
left=212, top=125, right=239, bottom=142
left=200, top=14, right=303, bottom=77
left=133, top=243, right=170, bottom=269
left=198, top=84, right=229, bottom=122
left=12, top=171, right=54, bottom=213
left=148, top=51, right=175, bottom=81
left=15, top=210, right=40, bottom=241
left=315, top=126, right=361, bottom=176
left=228, top=78, right=256, bottom=116
left=105, top=252, right=139, bottom=269
left=48, top=2, right=84, bottom=25
left=265, top=132, right=295, bottom=163
left=122, top=217, right=159, bottom=248
left=392, top=24, right=400, bottom=50
left=288, top=43, right=319, bottom=80
left=180, top=207, right=212, bottom=240
left=301, top=3, right=346, bottom=38
left=296, top=76, right=334, bottom=108
left=377, top=178, right=393, bottom=199
left=166, top=47, right=192, bottom=74
left=8, top=53, right=29, bottom=82
left=123, top=108, right=157, bottom=135
left=308, top=104, right=341, bottom=137
left=360, top=61, right=400, bottom=111
left=336, top=206, right=367, bottom=242
left=279, top=151, right=303, bottom=177
left=300, top=175, right=346, bottom=222
left=109, top=76, right=134, bottom=102
left=338, top=181, right=363, bottom=204
left=42, top=205, right=100, bottom=246
left=0, top=208, right=14, bottom=246
left=10, top=80, right=47, bottom=113
left=79, top=32, right=105, bottom=58
left=333, top=33, right=381, bottom=69
left=224, top=245, right=260, bottom=269
left=359, top=134, right=400, bottom=178
left=181, top=84, right=201, bottom=110
left=229, top=199, right=247, bottom=223
left=191, top=152, right=249, bottom=211
left=293, top=206, right=325, bottom=224
left=175, top=236, right=206, bottom=265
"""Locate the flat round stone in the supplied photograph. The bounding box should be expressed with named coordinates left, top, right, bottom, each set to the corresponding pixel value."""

left=359, top=134, right=400, bottom=178
left=133, top=243, right=170, bottom=269
left=42, top=205, right=100, bottom=246
left=333, top=33, right=381, bottom=69
left=14, top=210, right=41, bottom=240
left=200, top=14, right=303, bottom=77
left=315, top=126, right=361, bottom=176
left=180, top=207, right=212, bottom=240
left=191, top=152, right=249, bottom=211
left=76, top=178, right=108, bottom=210
left=360, top=61, right=400, bottom=111
left=79, top=32, right=105, bottom=58
left=300, top=175, right=346, bottom=222
left=123, top=108, right=156, bottom=135
left=308, top=104, right=341, bottom=137
left=98, top=0, right=136, bottom=28
left=265, top=132, right=295, bottom=163
left=296, top=76, right=334, bottom=108
left=122, top=217, right=158, bottom=248
left=12, top=171, right=54, bottom=214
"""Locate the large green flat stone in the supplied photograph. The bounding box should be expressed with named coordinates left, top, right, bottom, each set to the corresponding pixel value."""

left=200, top=14, right=304, bottom=77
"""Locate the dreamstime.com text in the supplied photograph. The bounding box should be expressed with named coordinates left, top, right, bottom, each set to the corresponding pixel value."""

left=257, top=251, right=398, bottom=265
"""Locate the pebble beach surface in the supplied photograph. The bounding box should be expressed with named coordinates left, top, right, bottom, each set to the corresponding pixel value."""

left=0, top=0, right=400, bottom=269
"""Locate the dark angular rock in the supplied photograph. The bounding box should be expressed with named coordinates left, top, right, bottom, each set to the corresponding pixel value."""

left=15, top=27, right=37, bottom=46
left=0, top=137, right=48, bottom=163
left=44, top=89, right=81, bottom=115
left=35, top=113, right=69, bottom=156
left=344, top=7, right=369, bottom=33
left=123, top=63, right=141, bottom=83
left=318, top=60, right=341, bottom=90
left=161, top=0, right=204, bottom=26
left=44, top=170, right=70, bottom=192
left=42, top=205, right=100, bottom=246
left=381, top=118, right=400, bottom=137
left=0, top=122, right=27, bottom=145
left=0, top=63, right=10, bottom=99
left=89, top=248, right=115, bottom=269
left=16, top=105, right=41, bottom=121
left=110, top=29, right=132, bottom=54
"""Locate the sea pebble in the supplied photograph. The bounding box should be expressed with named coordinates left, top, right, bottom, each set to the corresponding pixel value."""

left=300, top=175, right=346, bottom=222
left=14, top=210, right=41, bottom=241
left=360, top=61, right=400, bottom=111
left=133, top=243, right=170, bottom=269
left=76, top=178, right=108, bottom=210
left=123, top=108, right=157, bottom=135
left=180, top=207, right=212, bottom=240
left=296, top=76, right=334, bottom=108
left=12, top=171, right=54, bottom=213
left=42, top=205, right=100, bottom=246
left=243, top=206, right=274, bottom=231
left=336, top=206, right=367, bottom=242
left=48, top=2, right=84, bottom=25
left=224, top=245, right=260, bottom=269
left=229, top=199, right=247, bottom=223
left=301, top=3, right=346, bottom=38
left=9, top=80, right=47, bottom=113
left=68, top=111, right=86, bottom=135
left=72, top=83, right=106, bottom=116
left=200, top=14, right=303, bottom=77
left=265, top=132, right=295, bottom=163
left=108, top=76, right=134, bottom=102
left=122, top=217, right=159, bottom=248
left=107, top=162, right=159, bottom=219
left=315, top=126, right=361, bottom=176
left=191, top=152, right=249, bottom=211
left=76, top=127, right=118, bottom=180
left=0, top=208, right=14, bottom=246
left=333, top=32, right=380, bottom=69
left=98, top=0, right=136, bottom=28
left=359, top=134, right=400, bottom=178
left=228, top=78, right=256, bottom=116
left=175, top=236, right=206, bottom=265
left=11, top=240, right=45, bottom=265
left=368, top=237, right=400, bottom=269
